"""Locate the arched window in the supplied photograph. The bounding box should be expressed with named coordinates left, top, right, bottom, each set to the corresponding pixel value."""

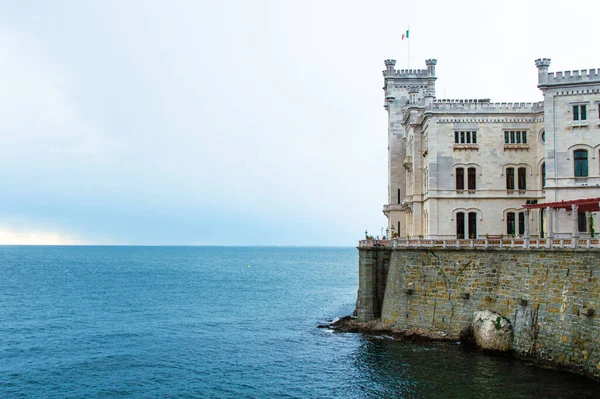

left=574, top=150, right=588, bottom=177
left=518, top=212, right=525, bottom=235
left=507, top=212, right=516, bottom=235
left=456, top=212, right=465, bottom=239
left=456, top=168, right=464, bottom=190
left=541, top=163, right=546, bottom=188
left=506, top=168, right=515, bottom=190
left=468, top=212, right=477, bottom=238
left=467, top=168, right=476, bottom=190
left=518, top=167, right=527, bottom=190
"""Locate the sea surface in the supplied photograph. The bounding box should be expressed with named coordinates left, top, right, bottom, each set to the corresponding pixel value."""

left=1, top=246, right=599, bottom=398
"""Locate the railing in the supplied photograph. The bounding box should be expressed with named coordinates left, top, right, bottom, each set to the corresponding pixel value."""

left=358, top=238, right=600, bottom=250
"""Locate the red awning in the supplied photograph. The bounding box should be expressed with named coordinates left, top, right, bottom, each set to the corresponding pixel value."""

left=523, top=197, right=600, bottom=212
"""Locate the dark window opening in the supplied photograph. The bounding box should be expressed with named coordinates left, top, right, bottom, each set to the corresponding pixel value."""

left=468, top=168, right=476, bottom=190
left=456, top=212, right=465, bottom=239
left=456, top=168, right=464, bottom=190
left=518, top=167, right=526, bottom=190
left=506, top=168, right=515, bottom=190
left=468, top=212, right=477, bottom=239
left=541, top=163, right=546, bottom=188
left=573, top=105, right=587, bottom=121
left=518, top=212, right=525, bottom=235
left=574, top=150, right=588, bottom=177
left=578, top=212, right=588, bottom=232
left=507, top=212, right=516, bottom=235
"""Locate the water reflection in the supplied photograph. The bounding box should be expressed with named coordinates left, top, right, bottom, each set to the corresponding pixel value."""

left=352, top=337, right=599, bottom=399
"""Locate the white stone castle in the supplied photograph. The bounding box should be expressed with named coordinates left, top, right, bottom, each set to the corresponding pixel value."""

left=383, top=58, right=600, bottom=240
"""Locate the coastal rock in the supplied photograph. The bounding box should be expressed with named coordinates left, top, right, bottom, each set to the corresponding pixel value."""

left=472, top=310, right=513, bottom=352
left=322, top=316, right=458, bottom=342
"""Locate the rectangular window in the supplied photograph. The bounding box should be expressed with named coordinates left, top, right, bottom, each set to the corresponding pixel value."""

left=397, top=189, right=401, bottom=204
left=507, top=212, right=516, bottom=235
left=518, top=167, right=526, bottom=190
left=454, top=131, right=477, bottom=144
left=456, top=168, right=464, bottom=190
left=456, top=212, right=465, bottom=239
left=518, top=212, right=525, bottom=235
left=506, top=168, right=515, bottom=190
left=574, top=150, right=588, bottom=177
left=573, top=105, right=587, bottom=121
left=578, top=212, right=587, bottom=232
left=467, top=167, right=476, bottom=190
left=504, top=131, right=527, bottom=144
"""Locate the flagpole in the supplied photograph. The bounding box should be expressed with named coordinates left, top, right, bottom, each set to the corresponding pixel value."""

left=407, top=25, right=410, bottom=69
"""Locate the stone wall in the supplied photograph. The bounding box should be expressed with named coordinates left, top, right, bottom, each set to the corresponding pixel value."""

left=357, top=247, right=600, bottom=378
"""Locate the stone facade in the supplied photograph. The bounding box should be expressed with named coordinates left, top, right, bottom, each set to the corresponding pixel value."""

left=383, top=58, right=600, bottom=240
left=358, top=247, right=600, bottom=379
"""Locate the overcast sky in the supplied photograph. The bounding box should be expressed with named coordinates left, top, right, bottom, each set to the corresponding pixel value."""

left=1, top=0, right=598, bottom=245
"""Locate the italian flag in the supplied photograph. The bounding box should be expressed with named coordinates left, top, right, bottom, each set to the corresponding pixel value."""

left=402, top=29, right=409, bottom=40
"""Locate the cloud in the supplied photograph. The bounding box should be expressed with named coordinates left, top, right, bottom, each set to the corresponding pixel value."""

left=0, top=227, right=84, bottom=245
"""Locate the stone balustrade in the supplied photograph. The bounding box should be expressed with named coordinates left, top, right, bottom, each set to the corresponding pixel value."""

left=358, top=237, right=600, bottom=250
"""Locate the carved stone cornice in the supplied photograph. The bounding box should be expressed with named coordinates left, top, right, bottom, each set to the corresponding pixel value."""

left=436, top=117, right=544, bottom=124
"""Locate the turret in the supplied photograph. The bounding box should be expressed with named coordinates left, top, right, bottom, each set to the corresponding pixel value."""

left=384, top=59, right=396, bottom=76
left=535, top=58, right=551, bottom=86
left=425, top=59, right=437, bottom=77
left=408, top=87, right=419, bottom=106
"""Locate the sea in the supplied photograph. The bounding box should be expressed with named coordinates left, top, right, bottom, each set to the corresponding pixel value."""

left=1, top=246, right=599, bottom=399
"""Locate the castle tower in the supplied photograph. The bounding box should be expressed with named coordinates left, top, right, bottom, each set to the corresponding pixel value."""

left=382, top=59, right=437, bottom=237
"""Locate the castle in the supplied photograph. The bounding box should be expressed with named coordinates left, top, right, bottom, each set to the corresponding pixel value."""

left=383, top=58, right=600, bottom=240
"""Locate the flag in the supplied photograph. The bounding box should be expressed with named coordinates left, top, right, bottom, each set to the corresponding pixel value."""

left=402, top=29, right=409, bottom=40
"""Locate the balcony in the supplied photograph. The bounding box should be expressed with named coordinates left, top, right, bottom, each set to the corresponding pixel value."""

left=358, top=237, right=600, bottom=250
left=453, top=144, right=479, bottom=151
left=504, top=144, right=529, bottom=151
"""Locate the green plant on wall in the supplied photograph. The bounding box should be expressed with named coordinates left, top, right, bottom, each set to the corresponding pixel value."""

left=590, top=213, right=595, bottom=238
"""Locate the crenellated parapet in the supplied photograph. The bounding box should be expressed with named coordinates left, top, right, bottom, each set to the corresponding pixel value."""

left=546, top=69, right=600, bottom=84
left=430, top=100, right=543, bottom=113
left=383, top=68, right=429, bottom=78
left=383, top=59, right=435, bottom=78
left=435, top=99, right=490, bottom=103
left=536, top=57, right=600, bottom=87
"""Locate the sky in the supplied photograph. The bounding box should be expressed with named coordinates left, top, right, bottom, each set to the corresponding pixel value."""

left=0, top=0, right=599, bottom=246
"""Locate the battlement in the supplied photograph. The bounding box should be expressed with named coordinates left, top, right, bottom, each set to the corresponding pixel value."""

left=546, top=69, right=600, bottom=85
left=383, top=68, right=429, bottom=77
left=430, top=100, right=544, bottom=112
left=435, top=99, right=491, bottom=103
left=383, top=59, right=435, bottom=78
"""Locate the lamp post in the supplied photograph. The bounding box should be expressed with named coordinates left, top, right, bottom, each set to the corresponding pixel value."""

left=386, top=228, right=389, bottom=239
left=365, top=230, right=368, bottom=239
left=391, top=225, right=395, bottom=238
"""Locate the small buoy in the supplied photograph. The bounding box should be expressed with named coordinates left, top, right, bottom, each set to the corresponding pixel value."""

left=248, top=265, right=251, bottom=268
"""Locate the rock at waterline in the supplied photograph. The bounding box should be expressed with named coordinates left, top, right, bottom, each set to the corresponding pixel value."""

left=472, top=310, right=513, bottom=352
